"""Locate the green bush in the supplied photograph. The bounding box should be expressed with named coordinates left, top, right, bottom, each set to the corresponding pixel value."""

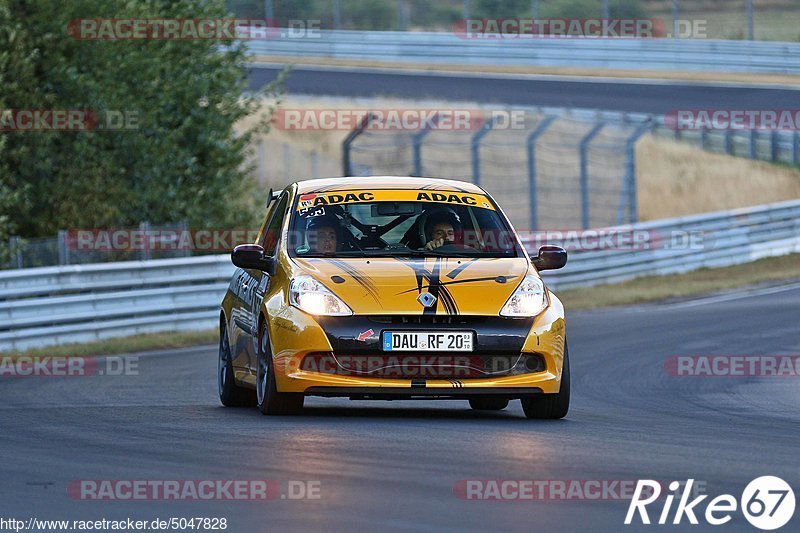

left=341, top=0, right=395, bottom=30
left=609, top=0, right=647, bottom=19
left=540, top=0, right=601, bottom=19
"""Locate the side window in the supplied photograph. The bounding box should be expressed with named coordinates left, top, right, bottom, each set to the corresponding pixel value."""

left=260, top=193, right=289, bottom=256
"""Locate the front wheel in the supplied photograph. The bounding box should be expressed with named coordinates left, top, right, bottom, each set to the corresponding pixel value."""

left=521, top=340, right=570, bottom=419
left=218, top=321, right=255, bottom=407
left=257, top=320, right=304, bottom=416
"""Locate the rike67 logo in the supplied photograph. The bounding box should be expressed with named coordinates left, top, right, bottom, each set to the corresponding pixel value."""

left=626, top=477, right=795, bottom=530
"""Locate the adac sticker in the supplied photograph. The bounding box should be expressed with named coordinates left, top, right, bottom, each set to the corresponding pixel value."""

left=295, top=189, right=496, bottom=211
left=296, top=191, right=375, bottom=210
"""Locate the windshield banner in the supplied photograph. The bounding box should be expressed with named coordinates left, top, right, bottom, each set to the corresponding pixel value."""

left=296, top=189, right=496, bottom=211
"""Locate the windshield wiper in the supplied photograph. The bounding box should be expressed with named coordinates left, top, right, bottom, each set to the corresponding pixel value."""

left=379, top=245, right=474, bottom=258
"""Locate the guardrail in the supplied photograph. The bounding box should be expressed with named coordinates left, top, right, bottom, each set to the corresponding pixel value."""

left=0, top=256, right=235, bottom=352
left=535, top=199, right=800, bottom=290
left=1, top=200, right=798, bottom=351
left=247, top=30, right=800, bottom=74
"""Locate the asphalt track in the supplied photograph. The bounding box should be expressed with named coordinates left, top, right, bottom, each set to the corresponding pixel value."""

left=2, top=283, right=798, bottom=532
left=248, top=65, right=800, bottom=114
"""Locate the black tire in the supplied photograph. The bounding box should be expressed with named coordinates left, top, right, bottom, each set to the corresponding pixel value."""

left=218, top=321, right=256, bottom=407
left=521, top=340, right=571, bottom=419
left=469, top=398, right=509, bottom=411
left=256, top=320, right=304, bottom=416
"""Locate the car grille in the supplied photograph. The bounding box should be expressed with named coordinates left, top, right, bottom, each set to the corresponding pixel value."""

left=367, top=315, right=488, bottom=325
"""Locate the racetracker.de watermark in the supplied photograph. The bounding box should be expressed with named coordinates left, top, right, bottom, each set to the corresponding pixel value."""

left=453, top=18, right=665, bottom=38
left=67, top=18, right=321, bottom=40
left=521, top=229, right=705, bottom=252
left=0, top=109, right=139, bottom=132
left=69, top=228, right=707, bottom=253
left=271, top=109, right=529, bottom=131
left=665, top=355, right=800, bottom=377
left=0, top=356, right=138, bottom=377
left=67, top=480, right=321, bottom=500
left=453, top=18, right=707, bottom=39
left=665, top=110, right=800, bottom=131
left=454, top=479, right=706, bottom=501
left=69, top=229, right=260, bottom=252
left=294, top=353, right=532, bottom=378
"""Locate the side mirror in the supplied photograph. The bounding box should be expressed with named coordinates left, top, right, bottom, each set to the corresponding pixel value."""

left=532, top=245, right=567, bottom=271
left=231, top=244, right=276, bottom=274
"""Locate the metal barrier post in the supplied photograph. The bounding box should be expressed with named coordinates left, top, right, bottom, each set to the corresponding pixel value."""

left=672, top=0, right=680, bottom=39
left=771, top=131, right=779, bottom=162
left=140, top=221, right=150, bottom=261
left=526, top=115, right=557, bottom=231
left=311, top=150, right=319, bottom=179
left=412, top=113, right=439, bottom=177
left=58, top=230, right=71, bottom=265
left=471, top=115, right=498, bottom=186
left=342, top=112, right=374, bottom=175
left=724, top=129, right=734, bottom=155
left=282, top=142, right=290, bottom=182
left=619, top=121, right=653, bottom=224
left=579, top=122, right=606, bottom=229
left=9, top=236, right=22, bottom=269
left=749, top=130, right=757, bottom=159
left=794, top=132, right=799, bottom=166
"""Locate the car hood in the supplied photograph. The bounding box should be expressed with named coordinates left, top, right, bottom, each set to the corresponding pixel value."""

left=291, top=257, right=531, bottom=315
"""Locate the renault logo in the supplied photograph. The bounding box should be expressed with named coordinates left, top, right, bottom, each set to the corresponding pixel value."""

left=417, top=292, right=437, bottom=308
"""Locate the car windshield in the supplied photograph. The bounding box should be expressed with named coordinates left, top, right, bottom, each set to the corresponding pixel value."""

left=288, top=189, right=522, bottom=258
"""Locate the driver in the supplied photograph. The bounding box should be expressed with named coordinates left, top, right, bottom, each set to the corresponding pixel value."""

left=306, top=216, right=339, bottom=253
left=424, top=212, right=460, bottom=250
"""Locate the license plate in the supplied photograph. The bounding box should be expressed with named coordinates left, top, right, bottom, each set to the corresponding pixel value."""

left=382, top=331, right=473, bottom=352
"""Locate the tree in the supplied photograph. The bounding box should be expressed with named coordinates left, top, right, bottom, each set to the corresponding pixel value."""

left=0, top=0, right=283, bottom=242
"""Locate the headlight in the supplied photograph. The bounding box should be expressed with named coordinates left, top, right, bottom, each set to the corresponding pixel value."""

left=500, top=275, right=548, bottom=317
left=289, top=275, right=352, bottom=316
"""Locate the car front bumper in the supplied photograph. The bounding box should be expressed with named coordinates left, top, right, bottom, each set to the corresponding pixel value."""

left=266, top=291, right=566, bottom=396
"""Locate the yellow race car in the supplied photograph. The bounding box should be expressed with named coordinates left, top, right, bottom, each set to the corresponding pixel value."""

left=218, top=177, right=569, bottom=418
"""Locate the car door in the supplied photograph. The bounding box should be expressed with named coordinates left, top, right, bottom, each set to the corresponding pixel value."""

left=235, top=192, right=289, bottom=374
left=228, top=192, right=288, bottom=375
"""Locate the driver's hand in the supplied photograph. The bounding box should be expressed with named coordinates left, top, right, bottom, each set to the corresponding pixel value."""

left=425, top=238, right=445, bottom=250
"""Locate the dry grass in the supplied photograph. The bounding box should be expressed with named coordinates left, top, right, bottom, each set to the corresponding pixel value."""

left=558, top=253, right=800, bottom=310
left=637, top=136, right=800, bottom=220
left=645, top=0, right=800, bottom=42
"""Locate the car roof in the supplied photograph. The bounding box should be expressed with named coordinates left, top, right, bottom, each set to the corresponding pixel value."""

left=293, top=176, right=486, bottom=195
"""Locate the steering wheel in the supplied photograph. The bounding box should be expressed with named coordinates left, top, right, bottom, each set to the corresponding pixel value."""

left=432, top=243, right=475, bottom=252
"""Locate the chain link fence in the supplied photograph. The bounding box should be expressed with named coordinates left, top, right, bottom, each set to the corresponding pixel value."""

left=344, top=110, right=650, bottom=231
left=228, top=0, right=798, bottom=41
left=3, top=223, right=200, bottom=270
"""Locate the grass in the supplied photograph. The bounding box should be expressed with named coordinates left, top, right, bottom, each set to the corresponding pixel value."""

left=1, top=329, right=217, bottom=359
left=636, top=136, right=800, bottom=221
left=557, top=253, right=800, bottom=310
left=252, top=56, right=800, bottom=86
left=645, top=0, right=800, bottom=42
